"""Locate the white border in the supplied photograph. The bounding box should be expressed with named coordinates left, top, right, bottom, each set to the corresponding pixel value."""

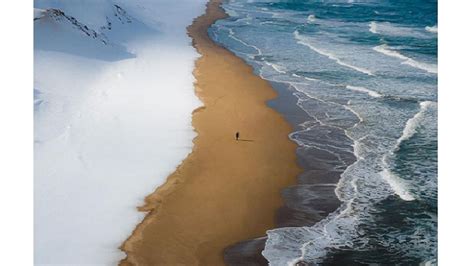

left=439, top=0, right=474, bottom=264
left=0, top=0, right=472, bottom=264
left=0, top=0, right=33, bottom=264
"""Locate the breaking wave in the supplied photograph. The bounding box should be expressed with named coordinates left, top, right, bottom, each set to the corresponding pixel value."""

left=425, top=25, right=438, bottom=33
left=373, top=44, right=437, bottom=74
left=294, top=30, right=374, bottom=76
left=381, top=101, right=436, bottom=201
left=396, top=101, right=436, bottom=146
left=346, top=85, right=382, bottom=98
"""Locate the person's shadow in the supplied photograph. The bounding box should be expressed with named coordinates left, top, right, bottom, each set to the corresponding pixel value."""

left=237, top=139, right=255, bottom=142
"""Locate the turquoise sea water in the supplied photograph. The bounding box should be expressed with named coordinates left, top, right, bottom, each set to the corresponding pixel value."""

left=211, top=0, right=437, bottom=264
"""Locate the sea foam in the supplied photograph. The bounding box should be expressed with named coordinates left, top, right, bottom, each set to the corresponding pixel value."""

left=307, top=14, right=317, bottom=23
left=380, top=101, right=436, bottom=201
left=294, top=30, right=374, bottom=76
left=379, top=168, right=415, bottom=201
left=373, top=44, right=437, bottom=74
left=369, top=21, right=378, bottom=34
left=265, top=61, right=287, bottom=74
left=227, top=28, right=262, bottom=55
left=369, top=21, right=433, bottom=38
left=396, top=101, right=436, bottom=146
left=346, top=85, right=382, bottom=98
left=425, top=25, right=438, bottom=33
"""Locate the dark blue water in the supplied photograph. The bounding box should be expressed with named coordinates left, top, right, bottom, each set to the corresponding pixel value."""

left=210, top=0, right=437, bottom=264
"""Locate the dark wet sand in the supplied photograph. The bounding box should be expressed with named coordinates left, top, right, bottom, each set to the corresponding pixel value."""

left=224, top=82, right=355, bottom=265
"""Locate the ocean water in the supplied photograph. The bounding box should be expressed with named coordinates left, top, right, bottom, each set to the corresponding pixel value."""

left=210, top=0, right=437, bottom=264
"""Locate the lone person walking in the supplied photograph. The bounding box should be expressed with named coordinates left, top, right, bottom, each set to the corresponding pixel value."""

left=235, top=131, right=240, bottom=141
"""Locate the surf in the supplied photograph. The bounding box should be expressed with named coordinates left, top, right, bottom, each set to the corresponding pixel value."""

left=373, top=44, right=437, bottom=74
left=294, top=30, right=374, bottom=76
left=396, top=101, right=436, bottom=147
left=425, top=25, right=438, bottom=33
left=346, top=85, right=382, bottom=98
left=380, top=101, right=436, bottom=202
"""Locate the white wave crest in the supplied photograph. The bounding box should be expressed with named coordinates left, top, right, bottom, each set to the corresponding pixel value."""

left=421, top=258, right=438, bottom=266
left=369, top=21, right=432, bottom=38
left=425, top=25, right=438, bottom=33
left=294, top=30, right=374, bottom=76
left=346, top=85, right=382, bottom=98
left=307, top=14, right=317, bottom=23
left=397, top=101, right=436, bottom=146
left=264, top=61, right=286, bottom=74
left=373, top=44, right=437, bottom=74
left=369, top=21, right=377, bottom=34
left=379, top=101, right=436, bottom=201
left=380, top=169, right=415, bottom=201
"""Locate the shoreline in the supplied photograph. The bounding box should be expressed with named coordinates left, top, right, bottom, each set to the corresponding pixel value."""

left=120, top=0, right=301, bottom=265
left=223, top=82, right=351, bottom=264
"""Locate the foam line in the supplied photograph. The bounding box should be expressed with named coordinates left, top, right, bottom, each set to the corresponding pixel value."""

left=264, top=61, right=286, bottom=74
left=369, top=21, right=377, bottom=34
left=373, top=44, right=437, bottom=74
left=227, top=28, right=262, bottom=55
left=425, top=25, right=438, bottom=33
left=380, top=169, right=415, bottom=201
left=294, top=31, right=374, bottom=76
left=346, top=85, right=382, bottom=98
left=396, top=101, right=436, bottom=146
left=380, top=101, right=436, bottom=201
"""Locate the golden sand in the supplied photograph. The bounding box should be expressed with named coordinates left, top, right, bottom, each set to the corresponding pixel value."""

left=120, top=0, right=300, bottom=264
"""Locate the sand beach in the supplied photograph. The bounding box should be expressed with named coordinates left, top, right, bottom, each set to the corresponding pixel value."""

left=120, top=0, right=300, bottom=264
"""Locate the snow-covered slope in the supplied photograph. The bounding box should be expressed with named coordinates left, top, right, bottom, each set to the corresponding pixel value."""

left=34, top=0, right=206, bottom=264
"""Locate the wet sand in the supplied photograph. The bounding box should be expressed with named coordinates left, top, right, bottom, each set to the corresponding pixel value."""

left=119, top=0, right=300, bottom=265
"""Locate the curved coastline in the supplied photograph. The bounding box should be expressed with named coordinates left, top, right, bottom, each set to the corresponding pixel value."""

left=209, top=2, right=358, bottom=264
left=120, top=0, right=301, bottom=265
